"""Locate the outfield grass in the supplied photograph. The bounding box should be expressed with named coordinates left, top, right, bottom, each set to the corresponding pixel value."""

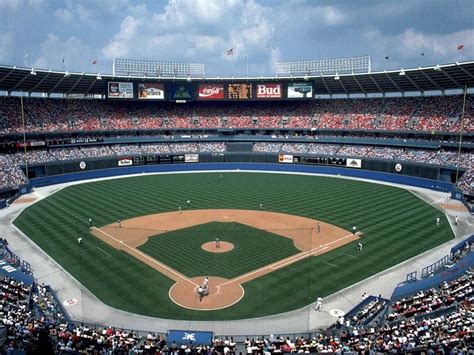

left=138, top=222, right=301, bottom=278
left=13, top=172, right=454, bottom=320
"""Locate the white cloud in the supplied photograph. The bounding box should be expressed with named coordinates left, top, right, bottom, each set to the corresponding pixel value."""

left=101, top=0, right=278, bottom=74
left=365, top=28, right=474, bottom=58
left=54, top=8, right=72, bottom=23
left=33, top=34, right=97, bottom=71
left=319, top=6, right=346, bottom=26
left=398, top=29, right=474, bottom=57
left=102, top=16, right=142, bottom=59
left=362, top=28, right=474, bottom=71
left=270, top=46, right=281, bottom=72
left=0, top=33, right=12, bottom=62
left=0, top=0, right=44, bottom=10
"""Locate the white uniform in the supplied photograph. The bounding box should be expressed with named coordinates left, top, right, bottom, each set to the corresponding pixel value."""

left=315, top=297, right=323, bottom=311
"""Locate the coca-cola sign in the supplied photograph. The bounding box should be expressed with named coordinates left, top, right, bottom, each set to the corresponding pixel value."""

left=198, top=84, right=224, bottom=100
left=256, top=83, right=282, bottom=99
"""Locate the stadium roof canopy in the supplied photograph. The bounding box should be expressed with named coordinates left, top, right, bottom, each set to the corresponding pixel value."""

left=0, top=61, right=473, bottom=97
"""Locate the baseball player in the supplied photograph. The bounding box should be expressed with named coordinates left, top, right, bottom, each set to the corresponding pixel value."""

left=358, top=242, right=363, bottom=251
left=436, top=217, right=440, bottom=226
left=178, top=206, right=182, bottom=214
left=315, top=297, right=323, bottom=312
left=118, top=220, right=122, bottom=228
left=77, top=237, right=82, bottom=244
left=352, top=226, right=357, bottom=235
left=317, top=222, right=321, bottom=233
left=215, top=237, right=220, bottom=248
left=259, top=203, right=263, bottom=210
left=454, top=216, right=459, bottom=225
left=88, top=218, right=92, bottom=227
left=187, top=200, right=191, bottom=207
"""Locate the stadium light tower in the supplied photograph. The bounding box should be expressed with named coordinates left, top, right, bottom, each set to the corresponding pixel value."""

left=276, top=56, right=371, bottom=77
left=113, top=59, right=205, bottom=78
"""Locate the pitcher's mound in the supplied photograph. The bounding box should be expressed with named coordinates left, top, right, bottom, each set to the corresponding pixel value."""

left=169, top=276, right=244, bottom=310
left=201, top=241, right=234, bottom=253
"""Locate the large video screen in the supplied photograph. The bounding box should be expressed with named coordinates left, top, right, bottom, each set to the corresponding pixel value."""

left=256, top=83, right=282, bottom=99
left=198, top=84, right=224, bottom=100
left=138, top=83, right=165, bottom=100
left=287, top=83, right=313, bottom=99
left=227, top=84, right=252, bottom=100
left=108, top=82, right=133, bottom=99
left=169, top=84, right=193, bottom=101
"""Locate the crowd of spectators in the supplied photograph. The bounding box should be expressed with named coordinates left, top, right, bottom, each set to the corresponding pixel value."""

left=1, top=142, right=472, bottom=193
left=0, top=95, right=472, bottom=133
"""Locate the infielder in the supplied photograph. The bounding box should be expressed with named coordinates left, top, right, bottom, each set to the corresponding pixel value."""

left=317, top=222, right=321, bottom=233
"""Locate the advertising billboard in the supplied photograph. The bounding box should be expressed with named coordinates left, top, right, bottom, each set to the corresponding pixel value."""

left=138, top=83, right=164, bottom=100
left=198, top=84, right=225, bottom=100
left=185, top=154, right=199, bottom=163
left=227, top=83, right=252, bottom=100
left=346, top=158, right=362, bottom=168
left=287, top=83, right=313, bottom=99
left=118, top=158, right=133, bottom=167
left=256, top=83, right=282, bottom=99
left=169, top=85, right=193, bottom=101
left=108, top=82, right=133, bottom=99
left=278, top=154, right=294, bottom=163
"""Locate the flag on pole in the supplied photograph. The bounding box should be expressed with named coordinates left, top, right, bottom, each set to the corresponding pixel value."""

left=92, top=60, right=97, bottom=65
left=420, top=52, right=425, bottom=56
left=384, top=56, right=389, bottom=60
left=227, top=48, right=234, bottom=56
left=62, top=57, right=65, bottom=63
left=457, top=44, right=464, bottom=51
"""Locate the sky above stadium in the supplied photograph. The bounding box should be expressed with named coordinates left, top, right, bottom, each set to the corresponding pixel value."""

left=0, top=0, right=472, bottom=76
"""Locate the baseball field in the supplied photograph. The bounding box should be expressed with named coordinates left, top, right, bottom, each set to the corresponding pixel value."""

left=13, top=172, right=454, bottom=320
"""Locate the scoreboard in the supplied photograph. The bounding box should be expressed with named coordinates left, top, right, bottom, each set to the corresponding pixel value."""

left=132, top=155, right=185, bottom=165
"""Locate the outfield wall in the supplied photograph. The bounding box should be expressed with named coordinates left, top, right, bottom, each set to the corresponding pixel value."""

left=28, top=162, right=453, bottom=192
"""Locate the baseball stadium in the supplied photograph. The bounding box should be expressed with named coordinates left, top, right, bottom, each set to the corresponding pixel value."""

left=0, top=2, right=474, bottom=353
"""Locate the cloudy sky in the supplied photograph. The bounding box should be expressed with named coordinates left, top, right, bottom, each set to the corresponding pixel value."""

left=0, top=0, right=472, bottom=76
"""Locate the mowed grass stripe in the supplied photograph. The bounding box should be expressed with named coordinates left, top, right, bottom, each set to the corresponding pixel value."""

left=13, top=172, right=454, bottom=320
left=138, top=222, right=300, bottom=279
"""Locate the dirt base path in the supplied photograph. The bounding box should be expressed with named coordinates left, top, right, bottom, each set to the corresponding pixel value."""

left=91, top=209, right=360, bottom=311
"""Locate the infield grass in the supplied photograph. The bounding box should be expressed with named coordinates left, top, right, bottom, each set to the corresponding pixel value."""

left=138, top=222, right=301, bottom=279
left=13, top=172, right=454, bottom=320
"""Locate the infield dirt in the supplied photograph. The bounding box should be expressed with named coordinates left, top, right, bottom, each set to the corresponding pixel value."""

left=91, top=209, right=360, bottom=310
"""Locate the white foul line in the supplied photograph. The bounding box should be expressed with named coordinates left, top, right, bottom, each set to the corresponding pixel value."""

left=92, top=227, right=198, bottom=286
left=219, top=231, right=361, bottom=287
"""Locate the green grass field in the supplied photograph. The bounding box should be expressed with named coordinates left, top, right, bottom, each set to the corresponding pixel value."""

left=138, top=222, right=301, bottom=279
left=13, top=172, right=454, bottom=320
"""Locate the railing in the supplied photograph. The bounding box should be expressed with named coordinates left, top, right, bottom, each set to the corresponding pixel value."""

left=421, top=254, right=450, bottom=278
